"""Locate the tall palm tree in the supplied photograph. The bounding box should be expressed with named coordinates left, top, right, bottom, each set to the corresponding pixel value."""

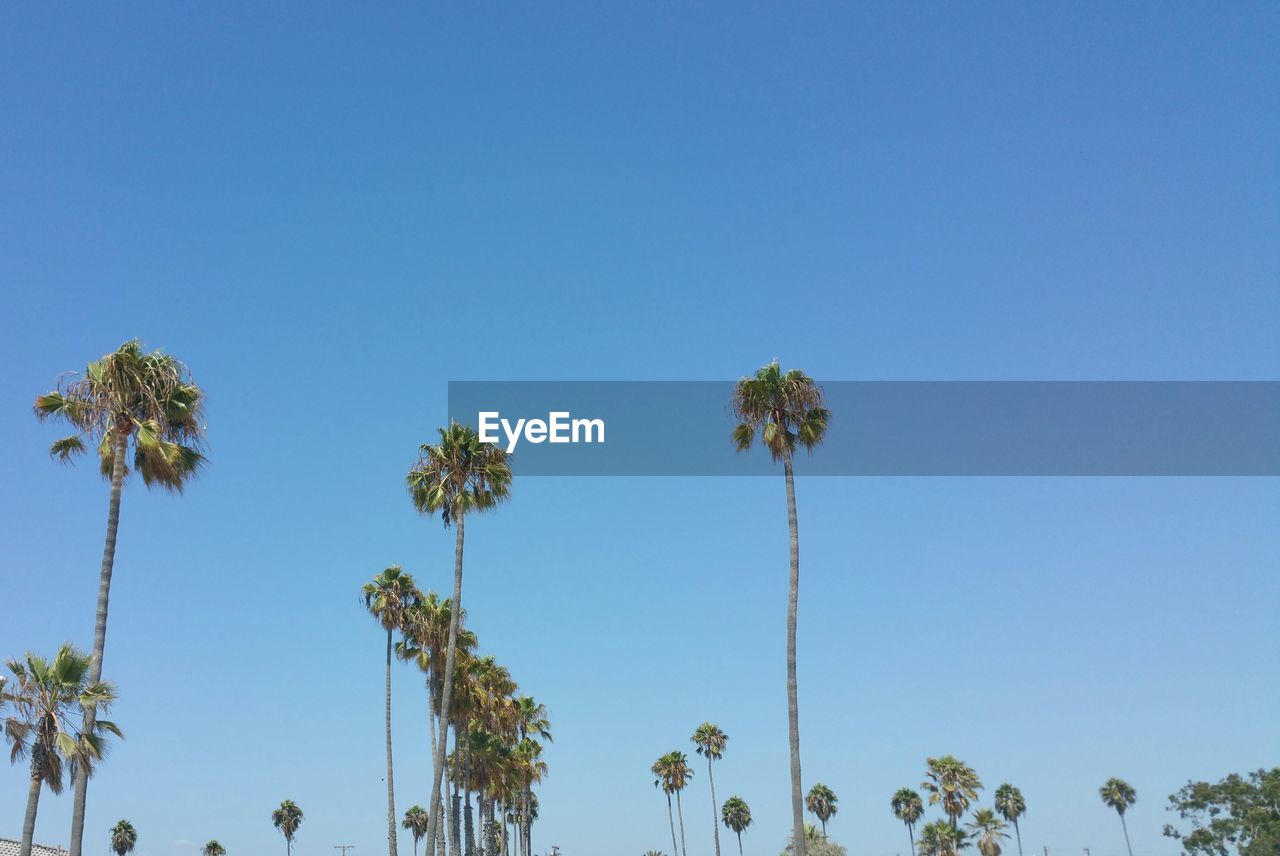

left=918, top=820, right=967, bottom=856
left=3, top=644, right=121, bottom=856
left=202, top=842, right=226, bottom=856
left=404, top=805, right=430, bottom=856
left=892, top=787, right=925, bottom=856
left=272, top=800, right=304, bottom=856
left=365, top=565, right=420, bottom=856
left=922, top=756, right=983, bottom=829
left=691, top=723, right=728, bottom=856
left=992, top=784, right=1026, bottom=856
left=407, top=423, right=512, bottom=848
left=109, top=820, right=137, bottom=856
left=720, top=796, right=752, bottom=856
left=653, top=751, right=694, bottom=856
left=514, top=696, right=552, bottom=856
left=1099, top=777, right=1137, bottom=856
left=34, top=339, right=206, bottom=856
left=731, top=360, right=828, bottom=856
left=966, top=809, right=1009, bottom=856
left=805, top=783, right=838, bottom=837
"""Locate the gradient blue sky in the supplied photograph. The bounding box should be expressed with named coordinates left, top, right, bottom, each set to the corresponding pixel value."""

left=2, top=3, right=1278, bottom=856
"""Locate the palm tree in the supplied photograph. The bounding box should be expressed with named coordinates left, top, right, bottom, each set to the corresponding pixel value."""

left=806, top=784, right=838, bottom=837
left=892, top=787, right=925, bottom=856
left=720, top=796, right=752, bottom=856
left=4, top=645, right=121, bottom=856
left=202, top=842, right=226, bottom=856
left=992, top=784, right=1026, bottom=856
left=966, top=809, right=1009, bottom=856
left=653, top=751, right=694, bottom=856
left=514, top=696, right=552, bottom=856
left=731, top=360, right=828, bottom=856
left=404, top=805, right=430, bottom=856
left=922, top=756, right=983, bottom=829
left=407, top=423, right=512, bottom=849
left=1099, top=777, right=1136, bottom=856
left=918, top=820, right=967, bottom=856
left=365, top=565, right=420, bottom=856
left=272, top=800, right=304, bottom=856
left=692, top=723, right=728, bottom=856
left=642, top=852, right=666, bottom=856
left=109, top=820, right=137, bottom=856
left=34, top=339, right=206, bottom=856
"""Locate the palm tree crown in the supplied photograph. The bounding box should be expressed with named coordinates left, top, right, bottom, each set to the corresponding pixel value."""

left=806, top=784, right=838, bottom=835
left=966, top=808, right=1010, bottom=856
left=721, top=796, right=752, bottom=834
left=202, top=842, right=226, bottom=856
left=993, top=784, right=1026, bottom=856
left=892, top=787, right=926, bottom=856
left=731, top=360, right=830, bottom=461
left=918, top=820, right=967, bottom=856
left=272, top=800, right=304, bottom=855
left=922, top=756, right=984, bottom=828
left=109, top=820, right=137, bottom=856
left=403, top=805, right=429, bottom=856
left=1100, top=778, right=1136, bottom=815
left=692, top=722, right=727, bottom=760
left=406, top=423, right=512, bottom=526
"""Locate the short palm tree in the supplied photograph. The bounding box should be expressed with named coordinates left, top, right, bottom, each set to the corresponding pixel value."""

left=892, top=787, right=925, bottom=856
left=918, top=819, right=967, bottom=856
left=407, top=423, right=512, bottom=848
left=202, top=842, right=226, bottom=856
left=806, top=784, right=838, bottom=837
left=272, top=800, right=304, bottom=856
left=109, top=820, right=137, bottom=856
left=365, top=565, right=420, bottom=856
left=34, top=339, right=205, bottom=856
left=922, top=756, right=983, bottom=829
left=404, top=805, right=429, bottom=856
left=1099, top=777, right=1136, bottom=856
left=692, top=723, right=728, bottom=856
left=992, top=784, right=1026, bottom=856
left=642, top=851, right=666, bottom=856
left=966, top=809, right=1009, bottom=856
left=653, top=751, right=694, bottom=856
left=3, top=644, right=121, bottom=856
left=720, top=796, right=752, bottom=856
left=731, top=360, right=828, bottom=856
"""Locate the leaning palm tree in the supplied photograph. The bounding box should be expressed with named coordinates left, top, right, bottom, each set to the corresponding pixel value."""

left=407, top=423, right=512, bottom=848
left=109, top=820, right=137, bottom=856
left=992, top=784, right=1026, bottom=856
left=3, top=644, right=121, bottom=856
left=202, top=842, right=226, bottom=856
left=922, top=756, right=983, bottom=829
left=918, top=820, right=967, bottom=856
left=365, top=565, right=420, bottom=856
left=272, top=800, right=304, bottom=856
left=692, top=723, right=728, bottom=856
left=34, top=340, right=206, bottom=856
left=731, top=360, right=828, bottom=856
left=892, top=787, right=925, bottom=856
left=806, top=784, right=838, bottom=838
left=966, top=809, right=1009, bottom=856
left=720, top=796, right=752, bottom=856
left=1099, top=777, right=1136, bottom=856
left=404, top=805, right=430, bottom=856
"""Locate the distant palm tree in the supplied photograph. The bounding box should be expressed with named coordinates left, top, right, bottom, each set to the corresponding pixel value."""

left=720, top=796, right=752, bottom=856
left=3, top=644, right=121, bottom=856
left=34, top=339, right=206, bottom=856
left=109, top=820, right=137, bottom=856
left=642, top=851, right=666, bottom=856
left=202, top=842, right=226, bottom=856
left=966, top=809, right=1009, bottom=856
left=653, top=751, right=694, bottom=856
left=692, top=723, right=728, bottom=856
left=407, top=423, right=512, bottom=848
left=404, top=805, right=430, bottom=856
left=918, top=819, right=967, bottom=856
left=272, top=800, right=304, bottom=856
left=365, top=565, right=420, bottom=856
left=806, top=784, right=838, bottom=837
left=992, top=784, right=1026, bottom=856
left=732, top=361, right=828, bottom=856
left=1099, top=777, right=1136, bottom=856
left=892, top=787, right=925, bottom=856
left=922, top=756, right=983, bottom=829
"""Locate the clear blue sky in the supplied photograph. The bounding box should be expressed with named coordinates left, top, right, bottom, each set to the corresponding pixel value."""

left=2, top=3, right=1277, bottom=856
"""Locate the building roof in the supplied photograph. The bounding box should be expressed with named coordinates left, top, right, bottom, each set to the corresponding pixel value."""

left=0, top=838, right=71, bottom=856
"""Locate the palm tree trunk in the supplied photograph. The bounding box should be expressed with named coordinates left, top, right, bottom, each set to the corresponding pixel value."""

left=821, top=819, right=827, bottom=838
left=427, top=516, right=466, bottom=847
left=782, top=451, right=805, bottom=856
left=676, top=790, right=688, bottom=856
left=1013, top=819, right=1021, bottom=856
left=386, top=627, right=400, bottom=856
left=737, top=831, right=743, bottom=856
left=68, top=428, right=128, bottom=856
left=19, top=759, right=42, bottom=856
left=708, top=757, right=722, bottom=856
left=666, top=793, right=679, bottom=856
left=1120, top=813, right=1133, bottom=856
left=909, top=822, right=917, bottom=856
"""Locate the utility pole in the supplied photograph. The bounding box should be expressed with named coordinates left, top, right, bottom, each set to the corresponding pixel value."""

left=335, top=846, right=356, bottom=856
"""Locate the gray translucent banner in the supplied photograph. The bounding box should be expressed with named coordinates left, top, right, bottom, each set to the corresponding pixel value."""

left=446, top=381, right=1280, bottom=476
